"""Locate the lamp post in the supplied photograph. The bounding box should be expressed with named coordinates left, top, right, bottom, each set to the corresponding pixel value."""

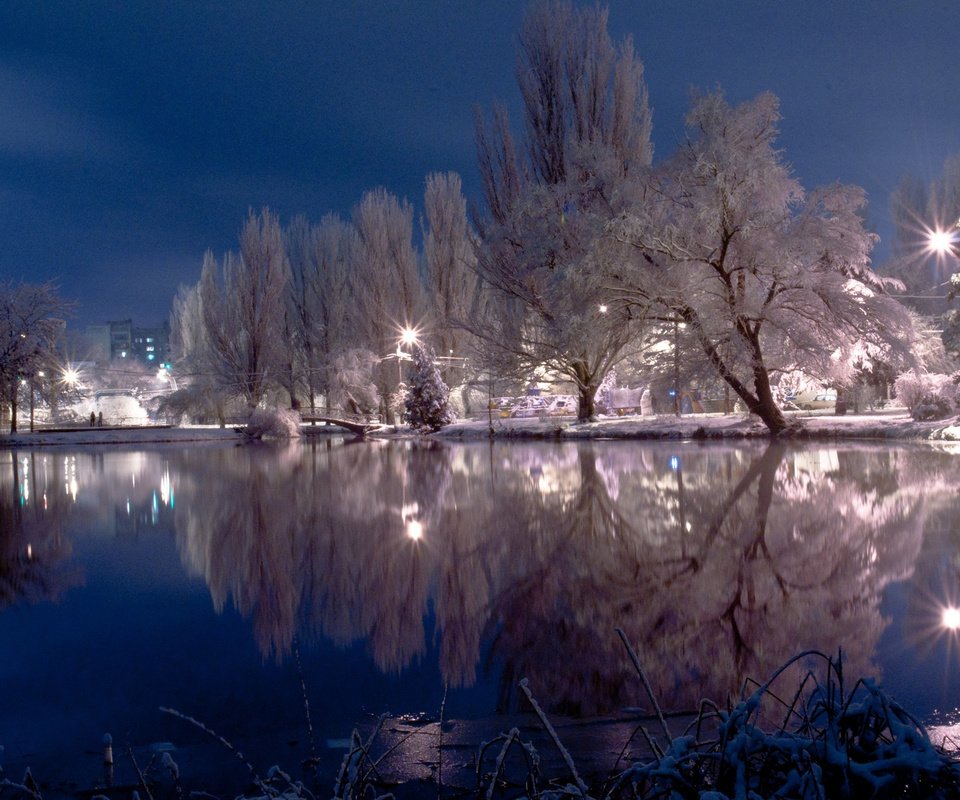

left=27, top=374, right=34, bottom=432
left=673, top=319, right=681, bottom=417
left=28, top=370, right=44, bottom=433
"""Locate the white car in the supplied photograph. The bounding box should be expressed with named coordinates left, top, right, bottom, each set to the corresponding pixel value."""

left=793, top=389, right=837, bottom=411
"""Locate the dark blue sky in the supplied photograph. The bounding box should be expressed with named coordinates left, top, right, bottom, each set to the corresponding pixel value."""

left=1, top=1, right=959, bottom=326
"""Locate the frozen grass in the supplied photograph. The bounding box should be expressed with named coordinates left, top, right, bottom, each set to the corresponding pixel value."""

left=4, top=636, right=959, bottom=800
left=465, top=635, right=960, bottom=800
left=334, top=636, right=960, bottom=800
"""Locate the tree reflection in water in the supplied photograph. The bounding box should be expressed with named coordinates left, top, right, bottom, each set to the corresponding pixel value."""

left=168, top=439, right=936, bottom=716
left=0, top=451, right=82, bottom=608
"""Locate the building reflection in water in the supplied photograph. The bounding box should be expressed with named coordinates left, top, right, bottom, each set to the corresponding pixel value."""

left=1, top=440, right=956, bottom=718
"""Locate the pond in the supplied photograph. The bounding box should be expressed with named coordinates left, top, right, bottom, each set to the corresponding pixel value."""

left=2, top=438, right=960, bottom=794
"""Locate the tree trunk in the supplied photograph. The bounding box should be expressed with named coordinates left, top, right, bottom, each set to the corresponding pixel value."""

left=572, top=359, right=597, bottom=422
left=751, top=346, right=786, bottom=434
left=9, top=392, right=17, bottom=434
left=684, top=309, right=786, bottom=435
left=577, top=384, right=596, bottom=421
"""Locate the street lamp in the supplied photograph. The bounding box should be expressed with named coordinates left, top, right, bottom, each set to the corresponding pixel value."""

left=399, top=327, right=418, bottom=348
left=928, top=219, right=960, bottom=256
left=62, top=366, right=80, bottom=388
left=929, top=229, right=956, bottom=255
left=395, top=326, right=419, bottom=381
left=28, top=370, right=44, bottom=432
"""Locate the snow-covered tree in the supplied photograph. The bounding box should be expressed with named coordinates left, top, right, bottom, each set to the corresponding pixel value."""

left=403, top=342, right=455, bottom=431
left=328, top=347, right=380, bottom=418
left=422, top=172, right=477, bottom=385
left=350, top=189, right=426, bottom=422
left=168, top=283, right=236, bottom=424
left=283, top=214, right=357, bottom=412
left=198, top=208, right=291, bottom=410
left=0, top=281, right=71, bottom=433
left=611, top=91, right=915, bottom=434
left=285, top=213, right=355, bottom=413
left=470, top=0, right=653, bottom=421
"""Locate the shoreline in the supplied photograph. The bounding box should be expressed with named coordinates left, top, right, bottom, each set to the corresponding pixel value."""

left=3, top=408, right=960, bottom=448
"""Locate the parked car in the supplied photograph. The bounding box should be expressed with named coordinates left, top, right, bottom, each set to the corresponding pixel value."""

left=545, top=395, right=577, bottom=416
left=510, top=396, right=550, bottom=417
left=793, top=389, right=837, bottom=410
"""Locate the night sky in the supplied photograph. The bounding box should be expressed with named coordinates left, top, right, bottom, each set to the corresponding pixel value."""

left=1, top=1, right=959, bottom=327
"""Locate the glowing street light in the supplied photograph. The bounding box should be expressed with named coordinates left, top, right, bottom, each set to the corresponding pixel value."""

left=598, top=304, right=608, bottom=314
left=928, top=228, right=956, bottom=255
left=943, top=606, right=960, bottom=631
left=399, top=326, right=418, bottom=348
left=62, top=366, right=80, bottom=388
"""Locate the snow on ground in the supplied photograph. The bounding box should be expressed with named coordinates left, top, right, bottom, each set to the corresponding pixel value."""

left=5, top=406, right=960, bottom=448
left=0, top=424, right=248, bottom=448
left=434, top=406, right=960, bottom=443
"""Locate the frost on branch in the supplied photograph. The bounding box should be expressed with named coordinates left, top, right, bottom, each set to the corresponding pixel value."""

left=403, top=343, right=456, bottom=432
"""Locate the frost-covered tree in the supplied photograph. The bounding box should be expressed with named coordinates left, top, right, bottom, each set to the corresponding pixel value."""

left=470, top=0, right=653, bottom=421
left=198, top=208, right=291, bottom=409
left=611, top=91, right=915, bottom=434
left=285, top=214, right=355, bottom=412
left=403, top=343, right=455, bottom=431
left=328, top=347, right=380, bottom=418
left=0, top=281, right=71, bottom=433
left=350, top=189, right=426, bottom=422
left=422, top=172, right=477, bottom=384
left=168, top=283, right=235, bottom=424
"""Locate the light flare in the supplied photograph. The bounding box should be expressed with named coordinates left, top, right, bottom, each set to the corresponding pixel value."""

left=943, top=607, right=960, bottom=631
left=928, top=228, right=957, bottom=255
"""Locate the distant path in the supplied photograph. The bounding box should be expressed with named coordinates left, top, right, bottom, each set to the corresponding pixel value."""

left=301, top=415, right=379, bottom=436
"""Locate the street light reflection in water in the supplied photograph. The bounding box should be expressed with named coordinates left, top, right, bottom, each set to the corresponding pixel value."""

left=2, top=440, right=960, bottom=784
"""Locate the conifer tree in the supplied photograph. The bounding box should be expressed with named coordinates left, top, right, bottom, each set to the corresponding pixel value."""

left=403, top=343, right=455, bottom=431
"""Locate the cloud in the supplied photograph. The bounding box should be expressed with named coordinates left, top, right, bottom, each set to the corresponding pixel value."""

left=0, top=62, right=134, bottom=162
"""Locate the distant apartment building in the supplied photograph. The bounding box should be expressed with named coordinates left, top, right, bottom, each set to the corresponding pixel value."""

left=84, top=319, right=171, bottom=365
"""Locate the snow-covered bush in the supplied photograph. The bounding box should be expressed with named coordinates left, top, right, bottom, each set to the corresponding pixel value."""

left=446, top=383, right=488, bottom=419
left=913, top=393, right=954, bottom=421
left=894, top=371, right=959, bottom=420
left=403, top=343, right=456, bottom=431
left=471, top=649, right=960, bottom=800
left=244, top=407, right=302, bottom=439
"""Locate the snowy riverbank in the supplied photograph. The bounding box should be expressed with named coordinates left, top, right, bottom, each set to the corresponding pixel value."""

left=4, top=407, right=960, bottom=448
left=433, top=407, right=960, bottom=443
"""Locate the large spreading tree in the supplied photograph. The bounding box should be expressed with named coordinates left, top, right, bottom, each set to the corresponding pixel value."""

left=609, top=91, right=915, bottom=434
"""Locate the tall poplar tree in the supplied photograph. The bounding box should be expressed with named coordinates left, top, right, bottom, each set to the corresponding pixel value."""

left=472, top=0, right=653, bottom=420
left=199, top=208, right=291, bottom=409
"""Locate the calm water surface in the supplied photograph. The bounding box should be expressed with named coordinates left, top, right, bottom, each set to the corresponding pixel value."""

left=2, top=438, right=960, bottom=792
